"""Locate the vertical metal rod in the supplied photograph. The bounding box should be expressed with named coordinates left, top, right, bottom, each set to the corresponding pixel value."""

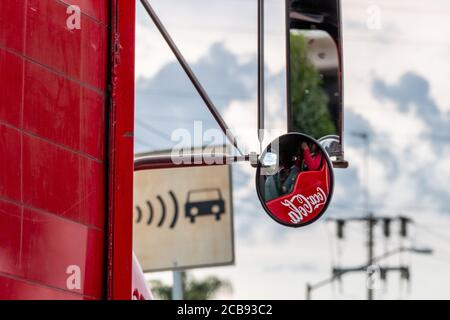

left=361, top=132, right=373, bottom=300
left=364, top=133, right=370, bottom=213
left=257, top=0, right=265, bottom=151
left=139, top=0, right=243, bottom=156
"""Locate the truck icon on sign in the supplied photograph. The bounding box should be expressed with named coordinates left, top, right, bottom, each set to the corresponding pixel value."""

left=185, top=188, right=225, bottom=223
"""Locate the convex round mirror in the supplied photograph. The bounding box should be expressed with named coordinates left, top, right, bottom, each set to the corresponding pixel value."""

left=256, top=133, right=334, bottom=228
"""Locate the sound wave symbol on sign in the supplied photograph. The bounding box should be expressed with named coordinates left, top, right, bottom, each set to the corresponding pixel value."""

left=135, top=191, right=179, bottom=229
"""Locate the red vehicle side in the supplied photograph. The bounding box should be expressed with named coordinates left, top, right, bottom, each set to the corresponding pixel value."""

left=0, top=0, right=144, bottom=299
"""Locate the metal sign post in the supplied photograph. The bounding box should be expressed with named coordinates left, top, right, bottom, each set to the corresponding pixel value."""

left=172, top=270, right=184, bottom=300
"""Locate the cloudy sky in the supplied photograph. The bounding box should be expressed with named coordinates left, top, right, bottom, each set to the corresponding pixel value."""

left=135, top=0, right=450, bottom=299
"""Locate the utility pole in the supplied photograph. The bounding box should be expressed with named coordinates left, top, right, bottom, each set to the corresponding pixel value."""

left=305, top=132, right=433, bottom=300
left=306, top=216, right=433, bottom=300
left=354, top=131, right=375, bottom=300
left=306, top=284, right=312, bottom=301
left=367, top=215, right=375, bottom=300
left=332, top=216, right=415, bottom=301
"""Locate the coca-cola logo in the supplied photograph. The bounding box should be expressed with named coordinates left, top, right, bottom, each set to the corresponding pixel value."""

left=280, top=187, right=327, bottom=224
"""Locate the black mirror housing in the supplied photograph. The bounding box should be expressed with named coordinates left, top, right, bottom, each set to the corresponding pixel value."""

left=286, top=0, right=345, bottom=165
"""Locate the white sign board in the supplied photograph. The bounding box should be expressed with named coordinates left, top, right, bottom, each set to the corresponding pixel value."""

left=133, top=165, right=234, bottom=272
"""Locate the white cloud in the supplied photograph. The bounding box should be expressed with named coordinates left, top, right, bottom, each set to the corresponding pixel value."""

left=136, top=0, right=450, bottom=300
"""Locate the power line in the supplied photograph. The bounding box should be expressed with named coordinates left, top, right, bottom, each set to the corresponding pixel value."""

left=307, top=131, right=435, bottom=300
left=306, top=215, right=434, bottom=300
left=416, top=224, right=450, bottom=243
left=425, top=255, right=450, bottom=264
left=330, top=203, right=450, bottom=216
left=135, top=119, right=174, bottom=142
left=345, top=131, right=450, bottom=145
left=135, top=135, right=157, bottom=149
left=136, top=114, right=212, bottom=122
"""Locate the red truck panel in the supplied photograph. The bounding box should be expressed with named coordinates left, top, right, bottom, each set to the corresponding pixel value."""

left=107, top=0, right=135, bottom=300
left=0, top=0, right=132, bottom=300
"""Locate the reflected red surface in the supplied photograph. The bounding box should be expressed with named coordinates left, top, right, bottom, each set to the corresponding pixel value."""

left=108, top=0, right=136, bottom=300
left=266, top=162, right=332, bottom=226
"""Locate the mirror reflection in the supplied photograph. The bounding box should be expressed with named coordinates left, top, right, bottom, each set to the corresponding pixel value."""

left=287, top=0, right=343, bottom=156
left=256, top=133, right=334, bottom=227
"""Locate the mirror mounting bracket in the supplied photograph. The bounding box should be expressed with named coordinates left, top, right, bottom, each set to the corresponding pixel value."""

left=134, top=154, right=252, bottom=171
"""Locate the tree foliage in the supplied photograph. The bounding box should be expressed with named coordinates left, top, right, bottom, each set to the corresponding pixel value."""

left=149, top=279, right=172, bottom=300
left=290, top=32, right=336, bottom=139
left=149, top=272, right=232, bottom=300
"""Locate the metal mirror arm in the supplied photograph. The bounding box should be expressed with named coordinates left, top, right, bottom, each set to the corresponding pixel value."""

left=135, top=154, right=255, bottom=171
left=139, top=0, right=244, bottom=156
left=332, top=159, right=349, bottom=169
